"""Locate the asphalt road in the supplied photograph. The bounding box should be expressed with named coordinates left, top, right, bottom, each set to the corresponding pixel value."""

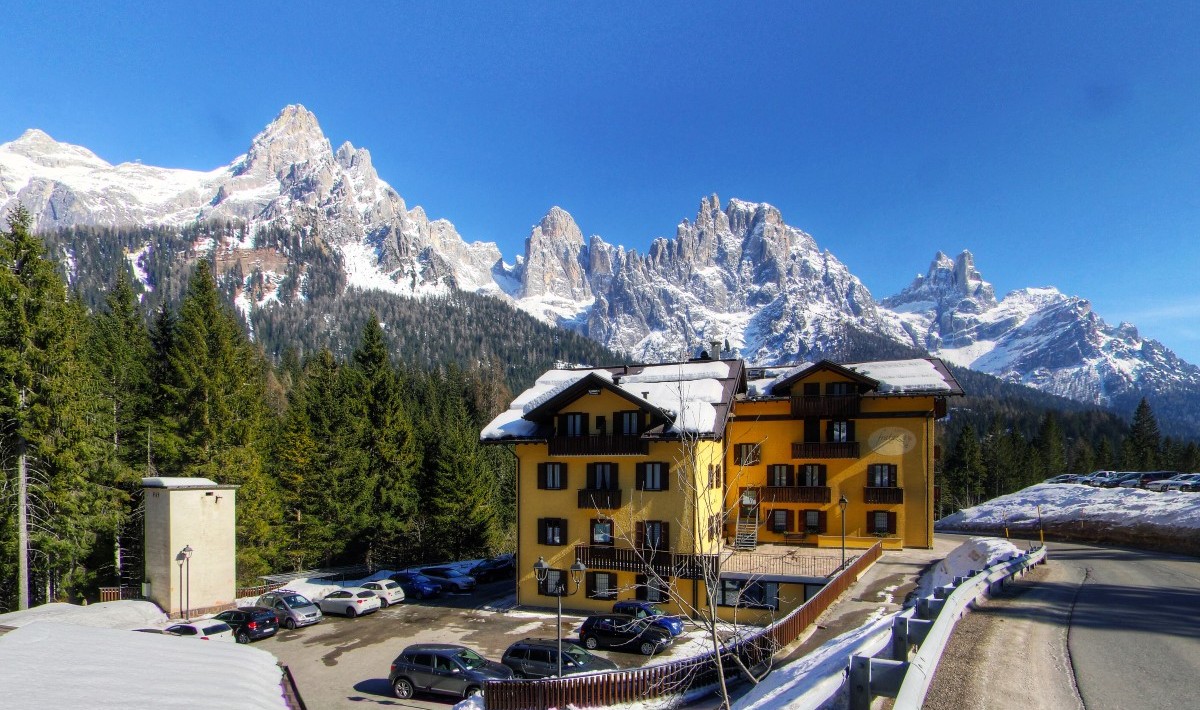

left=927, top=536, right=1200, bottom=710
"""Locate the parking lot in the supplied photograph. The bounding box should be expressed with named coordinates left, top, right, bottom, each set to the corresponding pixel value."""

left=259, top=580, right=719, bottom=708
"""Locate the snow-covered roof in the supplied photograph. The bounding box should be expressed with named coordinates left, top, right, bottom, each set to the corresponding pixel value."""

left=482, top=359, right=743, bottom=441
left=0, top=600, right=166, bottom=630
left=749, top=358, right=963, bottom=398
left=0, top=622, right=287, bottom=709
left=142, top=476, right=226, bottom=489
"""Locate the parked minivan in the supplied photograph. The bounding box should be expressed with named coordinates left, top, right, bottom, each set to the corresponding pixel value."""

left=256, top=590, right=323, bottom=629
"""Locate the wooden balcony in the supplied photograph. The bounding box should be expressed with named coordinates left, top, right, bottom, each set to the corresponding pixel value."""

left=863, top=486, right=904, bottom=504
left=790, top=394, right=861, bottom=418
left=549, top=435, right=648, bottom=456
left=747, top=485, right=832, bottom=504
left=578, top=488, right=623, bottom=510
left=575, top=545, right=715, bottom=580
left=792, top=442, right=860, bottom=459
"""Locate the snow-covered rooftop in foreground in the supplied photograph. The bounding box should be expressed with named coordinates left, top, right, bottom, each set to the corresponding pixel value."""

left=846, top=358, right=955, bottom=393
left=938, top=483, right=1200, bottom=531
left=0, top=600, right=166, bottom=630
left=482, top=360, right=739, bottom=440
left=0, top=622, right=287, bottom=709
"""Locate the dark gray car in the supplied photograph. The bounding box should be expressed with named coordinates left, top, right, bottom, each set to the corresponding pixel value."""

left=388, top=643, right=513, bottom=700
left=501, top=638, right=618, bottom=678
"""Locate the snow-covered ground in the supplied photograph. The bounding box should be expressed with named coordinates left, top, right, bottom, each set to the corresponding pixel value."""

left=936, top=483, right=1200, bottom=560
left=733, top=537, right=1025, bottom=710
left=0, top=599, right=167, bottom=630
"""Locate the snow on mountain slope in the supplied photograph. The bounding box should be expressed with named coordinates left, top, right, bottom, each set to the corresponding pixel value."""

left=5, top=104, right=1199, bottom=416
left=882, top=251, right=1200, bottom=407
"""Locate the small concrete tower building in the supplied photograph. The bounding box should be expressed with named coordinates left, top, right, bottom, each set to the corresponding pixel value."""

left=142, top=477, right=239, bottom=618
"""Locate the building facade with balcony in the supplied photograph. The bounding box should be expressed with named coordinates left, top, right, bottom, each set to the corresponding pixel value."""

left=481, top=355, right=962, bottom=621
left=730, top=359, right=962, bottom=551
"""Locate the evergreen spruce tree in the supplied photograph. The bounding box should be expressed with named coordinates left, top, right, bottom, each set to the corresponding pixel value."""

left=1126, top=398, right=1161, bottom=471
left=943, top=423, right=986, bottom=507
left=1035, top=412, right=1067, bottom=478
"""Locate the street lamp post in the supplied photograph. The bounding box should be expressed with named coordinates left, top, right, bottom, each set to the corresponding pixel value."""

left=838, top=494, right=848, bottom=571
left=533, top=556, right=586, bottom=677
left=181, top=545, right=194, bottom=620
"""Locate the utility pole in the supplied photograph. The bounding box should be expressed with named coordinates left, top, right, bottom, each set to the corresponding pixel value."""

left=17, top=388, right=29, bottom=610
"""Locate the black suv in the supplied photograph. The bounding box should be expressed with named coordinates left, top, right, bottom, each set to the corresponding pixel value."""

left=501, top=638, right=618, bottom=678
left=388, top=643, right=513, bottom=700
left=469, top=554, right=516, bottom=584
left=213, top=606, right=279, bottom=643
left=579, top=613, right=673, bottom=656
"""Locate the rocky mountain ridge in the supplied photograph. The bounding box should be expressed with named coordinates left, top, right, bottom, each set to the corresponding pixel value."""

left=3, top=104, right=1197, bottom=420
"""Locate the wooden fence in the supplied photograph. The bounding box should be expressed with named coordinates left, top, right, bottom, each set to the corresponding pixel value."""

left=484, top=542, right=883, bottom=709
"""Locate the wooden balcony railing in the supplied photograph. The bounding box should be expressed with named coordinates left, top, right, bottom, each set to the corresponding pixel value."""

left=748, top=485, right=832, bottom=504
left=578, top=488, right=623, bottom=510
left=863, top=486, right=904, bottom=504
left=790, top=394, right=861, bottom=418
left=575, top=545, right=715, bottom=580
left=791, top=442, right=860, bottom=459
left=549, top=435, right=648, bottom=456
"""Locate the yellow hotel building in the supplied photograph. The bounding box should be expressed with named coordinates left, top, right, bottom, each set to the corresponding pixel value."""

left=481, top=355, right=962, bottom=622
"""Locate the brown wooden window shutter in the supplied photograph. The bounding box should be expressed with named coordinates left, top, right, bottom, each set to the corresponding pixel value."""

left=818, top=510, right=828, bottom=534
left=557, top=414, right=567, bottom=436
left=635, top=463, right=645, bottom=490
left=635, top=574, right=648, bottom=600
left=889, top=465, right=898, bottom=488
left=596, top=415, right=606, bottom=434
left=537, top=519, right=546, bottom=544
left=586, top=463, right=596, bottom=489
left=661, top=522, right=670, bottom=550
left=537, top=463, right=548, bottom=489
left=786, top=464, right=796, bottom=487
left=867, top=510, right=875, bottom=533
left=785, top=510, right=794, bottom=532
left=887, top=512, right=897, bottom=535
left=635, top=521, right=645, bottom=549
left=662, top=464, right=671, bottom=491
left=848, top=420, right=856, bottom=442
left=585, top=571, right=596, bottom=597
left=804, top=418, right=819, bottom=443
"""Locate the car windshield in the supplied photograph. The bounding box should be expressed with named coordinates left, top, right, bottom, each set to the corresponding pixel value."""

left=564, top=646, right=591, bottom=665
left=281, top=593, right=311, bottom=606
left=455, top=648, right=487, bottom=670
left=382, top=581, right=399, bottom=589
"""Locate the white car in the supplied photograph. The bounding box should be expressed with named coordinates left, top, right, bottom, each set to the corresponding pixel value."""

left=163, top=620, right=236, bottom=642
left=316, top=587, right=382, bottom=617
left=360, top=579, right=406, bottom=607
left=1146, top=474, right=1196, bottom=492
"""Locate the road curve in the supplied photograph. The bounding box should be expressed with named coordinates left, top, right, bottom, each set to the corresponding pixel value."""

left=925, top=535, right=1200, bottom=710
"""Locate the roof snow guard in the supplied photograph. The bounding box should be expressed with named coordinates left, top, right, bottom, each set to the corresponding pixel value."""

left=481, top=359, right=746, bottom=442
left=748, top=358, right=964, bottom=398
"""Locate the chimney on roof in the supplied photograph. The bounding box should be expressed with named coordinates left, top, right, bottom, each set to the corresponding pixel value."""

left=710, top=339, right=722, bottom=359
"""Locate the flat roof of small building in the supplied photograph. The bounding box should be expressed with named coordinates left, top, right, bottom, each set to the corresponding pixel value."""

left=142, top=477, right=239, bottom=490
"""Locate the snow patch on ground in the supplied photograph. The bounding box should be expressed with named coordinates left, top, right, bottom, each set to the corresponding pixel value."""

left=937, top=483, right=1200, bottom=531
left=0, top=600, right=167, bottom=630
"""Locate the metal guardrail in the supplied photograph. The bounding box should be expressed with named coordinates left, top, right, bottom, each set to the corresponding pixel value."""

left=847, top=544, right=1048, bottom=710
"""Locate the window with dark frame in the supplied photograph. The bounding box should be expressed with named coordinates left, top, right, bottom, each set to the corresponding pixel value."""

left=562, top=413, right=585, bottom=437
left=868, top=510, right=896, bottom=534
left=708, top=513, right=721, bottom=541
left=830, top=420, right=850, bottom=443
left=591, top=518, right=614, bottom=546
left=620, top=410, right=642, bottom=436
left=804, top=510, right=821, bottom=533
left=538, top=518, right=566, bottom=546
left=587, top=462, right=617, bottom=490
left=868, top=464, right=897, bottom=487
left=638, top=462, right=668, bottom=491
left=770, top=509, right=789, bottom=533
left=538, top=462, right=566, bottom=490
left=799, top=463, right=826, bottom=487
left=768, top=464, right=792, bottom=487
left=586, top=571, right=618, bottom=600
left=643, top=520, right=668, bottom=550
left=636, top=574, right=669, bottom=603
left=538, top=568, right=565, bottom=596
left=827, top=381, right=852, bottom=396
left=735, top=443, right=761, bottom=466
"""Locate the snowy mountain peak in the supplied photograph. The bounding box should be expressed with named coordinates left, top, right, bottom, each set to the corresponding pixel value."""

left=235, top=104, right=333, bottom=178
left=3, top=128, right=109, bottom=169
left=887, top=249, right=996, bottom=311
left=518, top=206, right=591, bottom=301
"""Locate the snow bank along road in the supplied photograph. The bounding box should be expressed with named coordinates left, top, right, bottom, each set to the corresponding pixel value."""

left=925, top=535, right=1200, bottom=710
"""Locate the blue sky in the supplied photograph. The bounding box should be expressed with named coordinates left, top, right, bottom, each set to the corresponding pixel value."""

left=4, top=2, right=1200, bottom=361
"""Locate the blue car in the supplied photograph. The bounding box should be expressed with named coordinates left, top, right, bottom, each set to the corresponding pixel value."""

left=389, top=571, right=442, bottom=599
left=612, top=601, right=686, bottom=637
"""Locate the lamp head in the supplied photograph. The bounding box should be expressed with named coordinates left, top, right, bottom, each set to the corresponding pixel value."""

left=570, top=560, right=586, bottom=583
left=532, top=556, right=549, bottom=583
left=182, top=545, right=194, bottom=559
left=838, top=494, right=848, bottom=511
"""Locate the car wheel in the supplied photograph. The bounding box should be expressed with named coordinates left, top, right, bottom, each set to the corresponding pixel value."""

left=236, top=631, right=250, bottom=644
left=380, top=598, right=389, bottom=608
left=346, top=607, right=357, bottom=618
left=393, top=678, right=414, bottom=699
left=464, top=686, right=482, bottom=699
left=583, top=636, right=599, bottom=650
left=640, top=641, right=656, bottom=656
left=284, top=618, right=297, bottom=630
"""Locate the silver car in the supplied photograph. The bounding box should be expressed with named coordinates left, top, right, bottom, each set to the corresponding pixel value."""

left=360, top=580, right=406, bottom=607
left=256, top=590, right=323, bottom=629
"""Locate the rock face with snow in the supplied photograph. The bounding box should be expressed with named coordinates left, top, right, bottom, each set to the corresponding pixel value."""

left=4, top=104, right=1199, bottom=420
left=883, top=251, right=1200, bottom=408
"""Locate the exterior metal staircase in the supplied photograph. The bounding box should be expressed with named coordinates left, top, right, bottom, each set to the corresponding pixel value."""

left=733, top=508, right=759, bottom=550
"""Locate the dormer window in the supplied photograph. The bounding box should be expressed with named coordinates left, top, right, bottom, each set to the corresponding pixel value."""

left=619, top=411, right=642, bottom=436
left=827, top=382, right=853, bottom=396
